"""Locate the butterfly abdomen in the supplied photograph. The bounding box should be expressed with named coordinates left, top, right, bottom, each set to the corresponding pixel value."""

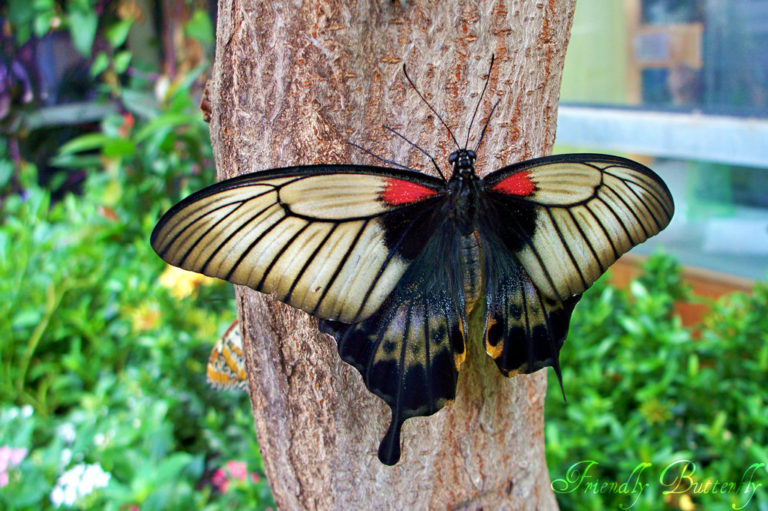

left=460, top=231, right=485, bottom=317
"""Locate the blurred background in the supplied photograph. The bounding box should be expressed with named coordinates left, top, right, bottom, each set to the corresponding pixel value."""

left=0, top=0, right=765, bottom=509
left=555, top=0, right=768, bottom=282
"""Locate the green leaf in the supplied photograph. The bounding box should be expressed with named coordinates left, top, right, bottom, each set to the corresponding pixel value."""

left=58, top=133, right=112, bottom=154
left=106, top=19, right=133, bottom=48
left=184, top=9, right=214, bottom=46
left=113, top=51, right=133, bottom=74
left=0, top=159, right=12, bottom=188
left=102, top=138, right=136, bottom=158
left=153, top=453, right=195, bottom=486
left=91, top=52, right=110, bottom=77
left=33, top=12, right=53, bottom=37
left=134, top=113, right=201, bottom=143
left=121, top=89, right=161, bottom=119
left=50, top=154, right=104, bottom=169
left=68, top=9, right=98, bottom=57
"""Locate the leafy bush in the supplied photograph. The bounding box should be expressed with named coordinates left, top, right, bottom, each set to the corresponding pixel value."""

left=546, top=253, right=768, bottom=511
left=0, top=78, right=273, bottom=511
left=0, top=153, right=274, bottom=510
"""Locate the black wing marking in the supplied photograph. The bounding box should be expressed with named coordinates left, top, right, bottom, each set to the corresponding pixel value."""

left=319, top=219, right=466, bottom=465
left=482, top=154, right=674, bottom=302
left=151, top=165, right=446, bottom=323
left=479, top=229, right=580, bottom=388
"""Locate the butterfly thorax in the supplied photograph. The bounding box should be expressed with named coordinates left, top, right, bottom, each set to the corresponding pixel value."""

left=447, top=149, right=481, bottom=235
left=448, top=148, right=477, bottom=178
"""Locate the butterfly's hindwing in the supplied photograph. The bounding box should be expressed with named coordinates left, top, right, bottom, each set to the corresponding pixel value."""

left=207, top=320, right=248, bottom=391
left=483, top=154, right=674, bottom=302
left=480, top=232, right=580, bottom=382
left=319, top=220, right=467, bottom=466
left=151, top=166, right=445, bottom=323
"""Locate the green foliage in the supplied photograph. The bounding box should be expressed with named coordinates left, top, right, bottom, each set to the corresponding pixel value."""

left=0, top=68, right=272, bottom=511
left=546, top=253, right=768, bottom=510
left=1, top=1, right=268, bottom=508
left=0, top=167, right=272, bottom=507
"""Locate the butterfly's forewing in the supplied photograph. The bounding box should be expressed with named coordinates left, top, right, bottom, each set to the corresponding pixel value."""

left=477, top=154, right=673, bottom=381
left=151, top=166, right=446, bottom=323
left=320, top=218, right=467, bottom=466
left=482, top=154, right=675, bottom=302
left=207, top=320, right=247, bottom=391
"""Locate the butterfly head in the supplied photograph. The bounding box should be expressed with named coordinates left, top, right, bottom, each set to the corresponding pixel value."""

left=449, top=149, right=476, bottom=179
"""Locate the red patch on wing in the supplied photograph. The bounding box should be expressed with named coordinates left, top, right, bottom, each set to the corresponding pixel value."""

left=492, top=171, right=535, bottom=196
left=381, top=178, right=437, bottom=205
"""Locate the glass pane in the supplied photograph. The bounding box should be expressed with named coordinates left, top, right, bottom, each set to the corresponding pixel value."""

left=557, top=0, right=768, bottom=279
left=561, top=0, right=768, bottom=116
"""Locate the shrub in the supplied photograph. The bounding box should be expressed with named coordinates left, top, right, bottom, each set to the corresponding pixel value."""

left=546, top=253, right=768, bottom=511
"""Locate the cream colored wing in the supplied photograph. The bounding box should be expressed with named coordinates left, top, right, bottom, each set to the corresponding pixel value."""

left=151, top=165, right=445, bottom=323
left=483, top=154, right=674, bottom=301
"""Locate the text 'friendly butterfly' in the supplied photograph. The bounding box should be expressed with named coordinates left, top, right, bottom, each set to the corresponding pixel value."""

left=151, top=56, right=674, bottom=465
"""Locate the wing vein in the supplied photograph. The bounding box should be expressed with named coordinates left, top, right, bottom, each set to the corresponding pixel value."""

left=546, top=207, right=588, bottom=289
left=568, top=208, right=605, bottom=273
left=224, top=215, right=287, bottom=282
left=283, top=223, right=337, bottom=302
left=585, top=203, right=620, bottom=260
left=504, top=212, right=561, bottom=299
left=180, top=202, right=247, bottom=269
left=422, top=293, right=433, bottom=414
left=594, top=196, right=634, bottom=245
left=312, top=219, right=370, bottom=316
left=604, top=184, right=651, bottom=238
left=353, top=206, right=443, bottom=321
left=256, top=220, right=312, bottom=289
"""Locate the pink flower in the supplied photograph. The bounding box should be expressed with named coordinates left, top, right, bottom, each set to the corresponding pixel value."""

left=225, top=460, right=247, bottom=482
left=211, top=468, right=229, bottom=493
left=211, top=461, right=261, bottom=494
left=0, top=446, right=27, bottom=487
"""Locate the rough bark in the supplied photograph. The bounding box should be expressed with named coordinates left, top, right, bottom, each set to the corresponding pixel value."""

left=207, top=1, right=575, bottom=508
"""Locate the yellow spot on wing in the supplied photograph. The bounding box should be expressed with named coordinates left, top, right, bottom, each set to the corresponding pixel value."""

left=484, top=317, right=503, bottom=359
left=454, top=320, right=467, bottom=371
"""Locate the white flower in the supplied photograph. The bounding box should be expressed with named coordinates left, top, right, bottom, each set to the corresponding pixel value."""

left=93, top=433, right=105, bottom=447
left=50, top=485, right=71, bottom=507
left=56, top=423, right=76, bottom=445
left=60, top=448, right=72, bottom=467
left=50, top=463, right=111, bottom=508
left=81, top=464, right=110, bottom=494
left=20, top=405, right=33, bottom=418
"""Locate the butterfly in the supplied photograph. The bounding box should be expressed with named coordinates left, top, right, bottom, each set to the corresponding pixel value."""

left=151, top=57, right=674, bottom=465
left=207, top=320, right=247, bottom=391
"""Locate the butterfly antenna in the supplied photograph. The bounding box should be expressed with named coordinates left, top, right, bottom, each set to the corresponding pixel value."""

left=464, top=54, right=495, bottom=148
left=382, top=125, right=447, bottom=182
left=473, top=98, right=500, bottom=153
left=402, top=63, right=461, bottom=151
left=347, top=141, right=415, bottom=171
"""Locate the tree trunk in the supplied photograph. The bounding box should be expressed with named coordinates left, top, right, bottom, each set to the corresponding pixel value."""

left=207, top=1, right=575, bottom=508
